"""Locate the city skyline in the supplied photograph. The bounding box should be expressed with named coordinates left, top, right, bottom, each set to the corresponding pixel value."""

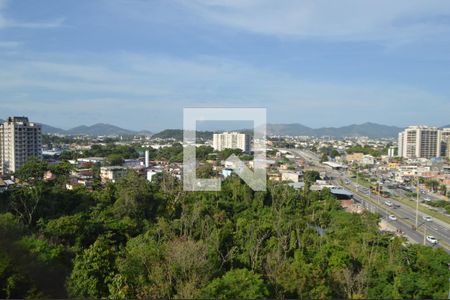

left=1, top=1, right=450, bottom=130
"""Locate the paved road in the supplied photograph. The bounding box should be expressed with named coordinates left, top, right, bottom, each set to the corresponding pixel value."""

left=284, top=148, right=450, bottom=252
left=391, top=187, right=450, bottom=216
left=352, top=193, right=426, bottom=245
left=340, top=176, right=450, bottom=252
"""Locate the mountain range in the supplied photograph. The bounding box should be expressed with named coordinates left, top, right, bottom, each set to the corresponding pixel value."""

left=266, top=122, right=403, bottom=138
left=41, top=123, right=152, bottom=137
left=1, top=118, right=448, bottom=138
left=152, top=122, right=403, bottom=139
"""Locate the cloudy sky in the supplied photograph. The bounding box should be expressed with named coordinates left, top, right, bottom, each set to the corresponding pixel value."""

left=1, top=0, right=450, bottom=131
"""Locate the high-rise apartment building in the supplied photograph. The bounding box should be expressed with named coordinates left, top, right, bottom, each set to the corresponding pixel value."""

left=0, top=117, right=42, bottom=175
left=398, top=125, right=440, bottom=159
left=387, top=146, right=397, bottom=158
left=441, top=128, right=450, bottom=158
left=213, top=132, right=250, bottom=153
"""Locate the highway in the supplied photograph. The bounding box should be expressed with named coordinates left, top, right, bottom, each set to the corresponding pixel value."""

left=285, top=148, right=450, bottom=253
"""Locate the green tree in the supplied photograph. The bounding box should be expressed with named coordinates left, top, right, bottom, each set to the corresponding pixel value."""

left=201, top=268, right=269, bottom=299
left=106, top=154, right=124, bottom=166
left=439, top=184, right=447, bottom=196
left=14, top=157, right=48, bottom=183
left=67, top=237, right=117, bottom=298
left=114, top=171, right=155, bottom=220
left=304, top=170, right=321, bottom=189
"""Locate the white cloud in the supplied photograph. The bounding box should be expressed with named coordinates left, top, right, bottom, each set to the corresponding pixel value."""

left=0, top=54, right=448, bottom=126
left=0, top=0, right=64, bottom=29
left=6, top=17, right=64, bottom=29
left=179, top=0, right=450, bottom=43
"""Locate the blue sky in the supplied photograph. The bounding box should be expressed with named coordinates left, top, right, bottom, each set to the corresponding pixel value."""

left=0, top=0, right=450, bottom=131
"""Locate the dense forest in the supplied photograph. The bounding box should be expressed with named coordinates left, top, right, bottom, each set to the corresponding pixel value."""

left=0, top=161, right=449, bottom=299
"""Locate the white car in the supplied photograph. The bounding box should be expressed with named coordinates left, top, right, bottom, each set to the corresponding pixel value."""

left=423, top=197, right=431, bottom=202
left=388, top=215, right=397, bottom=221
left=422, top=216, right=433, bottom=222
left=384, top=201, right=393, bottom=207
left=426, top=236, right=438, bottom=244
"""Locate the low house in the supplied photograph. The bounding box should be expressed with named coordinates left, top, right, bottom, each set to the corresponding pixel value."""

left=281, top=171, right=303, bottom=183
left=100, top=166, right=127, bottom=183
left=361, top=155, right=375, bottom=166
left=346, top=153, right=364, bottom=164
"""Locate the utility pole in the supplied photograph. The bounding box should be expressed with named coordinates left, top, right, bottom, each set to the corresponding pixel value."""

left=448, top=277, right=450, bottom=300
left=377, top=182, right=381, bottom=206
left=423, top=224, right=427, bottom=245
left=415, top=175, right=420, bottom=229
left=447, top=263, right=450, bottom=300
left=356, top=165, right=359, bottom=192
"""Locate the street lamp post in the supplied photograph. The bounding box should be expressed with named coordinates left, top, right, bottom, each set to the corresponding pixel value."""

left=447, top=263, right=450, bottom=300
left=415, top=174, right=420, bottom=229
left=377, top=182, right=381, bottom=206
left=423, top=224, right=427, bottom=245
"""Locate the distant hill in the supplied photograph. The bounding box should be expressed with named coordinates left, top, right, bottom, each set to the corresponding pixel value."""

left=40, top=124, right=67, bottom=135
left=268, top=122, right=402, bottom=138
left=66, top=123, right=137, bottom=136
left=152, top=129, right=213, bottom=141
left=0, top=118, right=409, bottom=138
left=441, top=125, right=450, bottom=129
left=0, top=118, right=66, bottom=134
left=267, top=123, right=314, bottom=136
left=39, top=123, right=152, bottom=137
left=314, top=122, right=402, bottom=138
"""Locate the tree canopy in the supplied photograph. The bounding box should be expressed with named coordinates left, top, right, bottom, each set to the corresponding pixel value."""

left=0, top=162, right=449, bottom=299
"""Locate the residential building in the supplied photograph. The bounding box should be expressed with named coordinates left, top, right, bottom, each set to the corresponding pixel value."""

left=77, top=157, right=105, bottom=165
left=0, top=117, right=42, bottom=175
left=346, top=152, right=364, bottom=164
left=387, top=147, right=397, bottom=158
left=213, top=132, right=250, bottom=152
left=361, top=155, right=375, bottom=165
left=440, top=128, right=450, bottom=158
left=281, top=171, right=302, bottom=182
left=100, top=166, right=127, bottom=183
left=398, top=126, right=440, bottom=159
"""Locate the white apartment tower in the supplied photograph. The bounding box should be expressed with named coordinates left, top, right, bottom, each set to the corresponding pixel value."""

left=0, top=117, right=42, bottom=175
left=398, top=125, right=440, bottom=159
left=213, top=132, right=250, bottom=153
left=441, top=128, right=450, bottom=158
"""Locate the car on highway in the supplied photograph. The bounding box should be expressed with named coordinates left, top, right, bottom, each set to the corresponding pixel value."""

left=426, top=236, right=438, bottom=244
left=388, top=215, right=397, bottom=221
left=422, top=216, right=432, bottom=222
left=384, top=201, right=393, bottom=207
left=423, top=197, right=431, bottom=202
